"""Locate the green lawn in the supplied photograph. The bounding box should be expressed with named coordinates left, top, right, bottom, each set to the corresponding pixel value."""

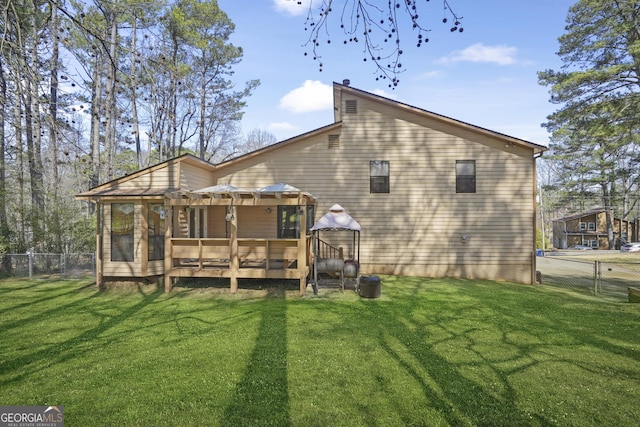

left=1, top=277, right=638, bottom=426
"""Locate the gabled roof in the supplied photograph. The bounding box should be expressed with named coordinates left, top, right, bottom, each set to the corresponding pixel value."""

left=258, top=183, right=305, bottom=194
left=553, top=208, right=612, bottom=222
left=170, top=182, right=316, bottom=202
left=332, top=82, right=547, bottom=154
left=193, top=184, right=241, bottom=193
left=76, top=154, right=216, bottom=199
left=311, top=204, right=361, bottom=231
left=215, top=83, right=546, bottom=174
left=214, top=122, right=342, bottom=171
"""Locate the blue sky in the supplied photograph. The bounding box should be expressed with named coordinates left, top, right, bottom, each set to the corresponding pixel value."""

left=216, top=0, right=576, bottom=146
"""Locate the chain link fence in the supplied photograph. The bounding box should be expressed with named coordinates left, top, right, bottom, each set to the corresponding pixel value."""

left=536, top=252, right=640, bottom=301
left=2, top=251, right=637, bottom=301
left=0, top=253, right=96, bottom=279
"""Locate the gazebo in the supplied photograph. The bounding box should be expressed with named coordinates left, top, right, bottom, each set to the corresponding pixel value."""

left=310, top=204, right=361, bottom=293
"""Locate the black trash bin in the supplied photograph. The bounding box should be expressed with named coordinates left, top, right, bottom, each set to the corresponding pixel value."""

left=359, top=275, right=381, bottom=298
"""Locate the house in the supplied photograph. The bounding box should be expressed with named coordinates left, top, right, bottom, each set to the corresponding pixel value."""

left=76, top=81, right=547, bottom=293
left=552, top=209, right=638, bottom=249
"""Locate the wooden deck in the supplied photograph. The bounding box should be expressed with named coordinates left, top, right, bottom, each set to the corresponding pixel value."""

left=166, top=237, right=312, bottom=294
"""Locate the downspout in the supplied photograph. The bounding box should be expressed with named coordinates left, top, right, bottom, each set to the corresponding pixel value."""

left=533, top=151, right=543, bottom=285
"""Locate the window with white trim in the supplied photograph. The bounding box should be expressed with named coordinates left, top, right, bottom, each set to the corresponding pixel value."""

left=456, top=160, right=476, bottom=193
left=111, top=203, right=134, bottom=262
left=148, top=203, right=165, bottom=261
left=370, top=160, right=390, bottom=193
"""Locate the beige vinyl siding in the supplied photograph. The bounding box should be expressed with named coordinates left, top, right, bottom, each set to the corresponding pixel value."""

left=147, top=260, right=165, bottom=276
left=214, top=92, right=536, bottom=283
left=180, top=162, right=216, bottom=191
left=112, top=163, right=179, bottom=193
left=207, top=206, right=228, bottom=238
left=237, top=206, right=277, bottom=239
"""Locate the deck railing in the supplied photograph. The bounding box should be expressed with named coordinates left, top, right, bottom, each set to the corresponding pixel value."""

left=169, top=237, right=309, bottom=271
left=315, top=238, right=343, bottom=259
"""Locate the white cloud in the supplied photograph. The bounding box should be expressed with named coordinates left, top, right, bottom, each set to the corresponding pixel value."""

left=437, top=43, right=519, bottom=65
left=279, top=80, right=333, bottom=113
left=273, top=0, right=308, bottom=16
left=415, top=70, right=444, bottom=80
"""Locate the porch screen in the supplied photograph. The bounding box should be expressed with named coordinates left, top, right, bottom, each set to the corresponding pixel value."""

left=111, top=203, right=134, bottom=262
left=278, top=205, right=315, bottom=238
left=148, top=204, right=165, bottom=261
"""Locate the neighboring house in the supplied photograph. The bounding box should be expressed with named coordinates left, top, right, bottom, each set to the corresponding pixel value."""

left=77, top=81, right=547, bottom=293
left=552, top=209, right=637, bottom=249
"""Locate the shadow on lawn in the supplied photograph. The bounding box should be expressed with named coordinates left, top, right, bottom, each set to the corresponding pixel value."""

left=361, top=278, right=555, bottom=426
left=0, top=281, right=97, bottom=326
left=221, top=287, right=291, bottom=426
left=0, top=283, right=164, bottom=388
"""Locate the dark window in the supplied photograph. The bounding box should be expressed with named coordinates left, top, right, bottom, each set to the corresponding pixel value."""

left=148, top=203, right=166, bottom=261
left=111, top=203, right=134, bottom=262
left=278, top=205, right=315, bottom=238
left=456, top=160, right=476, bottom=193
left=370, top=160, right=390, bottom=193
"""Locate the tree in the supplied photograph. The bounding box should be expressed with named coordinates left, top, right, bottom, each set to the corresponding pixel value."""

left=159, top=0, right=258, bottom=161
left=0, top=59, right=9, bottom=261
left=0, top=0, right=257, bottom=256
left=538, top=0, right=640, bottom=248
left=237, top=128, right=277, bottom=155
left=290, top=0, right=464, bottom=88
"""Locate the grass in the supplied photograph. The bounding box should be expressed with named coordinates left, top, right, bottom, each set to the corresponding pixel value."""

left=0, top=276, right=638, bottom=426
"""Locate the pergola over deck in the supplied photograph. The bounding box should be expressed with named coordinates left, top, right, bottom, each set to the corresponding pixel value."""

left=164, top=183, right=316, bottom=295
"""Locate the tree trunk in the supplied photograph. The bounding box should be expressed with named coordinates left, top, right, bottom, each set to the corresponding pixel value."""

left=104, top=8, right=118, bottom=180
left=602, top=183, right=615, bottom=249
left=199, top=61, right=206, bottom=159
left=90, top=49, right=104, bottom=190
left=49, top=3, right=62, bottom=251
left=0, top=60, right=11, bottom=271
left=168, top=31, right=179, bottom=160
left=129, top=16, right=143, bottom=169
left=29, top=3, right=45, bottom=250
left=14, top=80, right=26, bottom=252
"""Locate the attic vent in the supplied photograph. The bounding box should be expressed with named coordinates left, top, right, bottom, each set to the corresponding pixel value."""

left=345, top=99, right=357, bottom=114
left=328, top=134, right=340, bottom=149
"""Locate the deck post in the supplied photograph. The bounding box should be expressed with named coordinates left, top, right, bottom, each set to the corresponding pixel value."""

left=96, top=202, right=104, bottom=290
left=229, top=205, right=238, bottom=293
left=164, top=202, right=173, bottom=292
left=298, top=200, right=307, bottom=296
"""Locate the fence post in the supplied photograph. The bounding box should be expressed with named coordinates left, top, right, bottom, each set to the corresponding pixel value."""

left=593, top=260, right=601, bottom=295
left=61, top=254, right=65, bottom=277
left=28, top=251, right=33, bottom=279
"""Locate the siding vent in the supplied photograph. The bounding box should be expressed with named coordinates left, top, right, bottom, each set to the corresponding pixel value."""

left=345, top=100, right=357, bottom=114
left=328, top=134, right=340, bottom=149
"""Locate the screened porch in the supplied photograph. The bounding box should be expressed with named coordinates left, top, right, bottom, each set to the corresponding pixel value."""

left=164, top=184, right=316, bottom=295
